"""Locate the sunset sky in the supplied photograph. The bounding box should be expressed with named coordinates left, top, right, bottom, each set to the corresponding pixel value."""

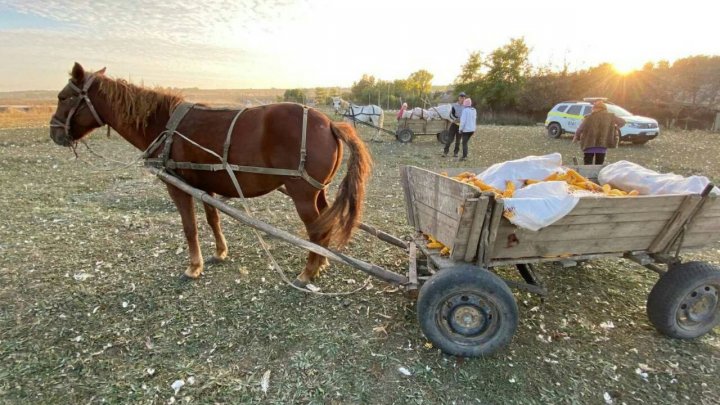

left=0, top=0, right=718, bottom=92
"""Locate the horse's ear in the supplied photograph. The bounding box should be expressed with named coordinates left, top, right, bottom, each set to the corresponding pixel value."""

left=96, top=67, right=107, bottom=76
left=71, top=62, right=85, bottom=83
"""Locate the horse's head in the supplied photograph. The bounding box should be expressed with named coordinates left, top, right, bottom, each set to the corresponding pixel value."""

left=331, top=97, right=343, bottom=114
left=50, top=62, right=107, bottom=147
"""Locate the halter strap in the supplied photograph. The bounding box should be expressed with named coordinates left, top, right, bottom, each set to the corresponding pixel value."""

left=50, top=74, right=106, bottom=141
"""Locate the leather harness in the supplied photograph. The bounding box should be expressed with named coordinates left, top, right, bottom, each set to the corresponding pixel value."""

left=142, top=103, right=329, bottom=190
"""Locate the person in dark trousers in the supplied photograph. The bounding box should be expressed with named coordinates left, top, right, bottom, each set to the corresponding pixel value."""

left=442, top=92, right=467, bottom=157
left=573, top=101, right=625, bottom=165
left=457, top=97, right=477, bottom=161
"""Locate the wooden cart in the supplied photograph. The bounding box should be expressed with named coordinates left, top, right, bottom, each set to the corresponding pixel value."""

left=400, top=164, right=720, bottom=357
left=395, top=118, right=452, bottom=143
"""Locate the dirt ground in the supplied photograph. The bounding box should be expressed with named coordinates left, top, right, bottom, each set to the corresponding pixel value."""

left=1, top=112, right=719, bottom=404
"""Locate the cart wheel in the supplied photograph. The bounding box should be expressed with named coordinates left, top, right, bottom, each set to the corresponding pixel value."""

left=547, top=123, right=562, bottom=139
left=437, top=130, right=450, bottom=144
left=647, top=261, right=720, bottom=339
left=396, top=128, right=414, bottom=143
left=417, top=264, right=518, bottom=357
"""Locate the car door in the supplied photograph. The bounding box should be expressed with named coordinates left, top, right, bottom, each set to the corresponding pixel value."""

left=565, top=104, right=584, bottom=133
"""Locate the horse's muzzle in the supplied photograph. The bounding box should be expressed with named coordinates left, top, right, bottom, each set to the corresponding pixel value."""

left=50, top=127, right=72, bottom=147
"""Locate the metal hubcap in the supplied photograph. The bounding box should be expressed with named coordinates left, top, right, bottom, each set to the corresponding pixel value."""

left=678, top=285, right=719, bottom=328
left=440, top=293, right=495, bottom=338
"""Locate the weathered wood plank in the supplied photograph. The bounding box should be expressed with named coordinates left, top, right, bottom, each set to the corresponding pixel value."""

left=496, top=219, right=670, bottom=243
left=490, top=235, right=656, bottom=259
left=464, top=196, right=490, bottom=262
left=568, top=195, right=686, bottom=212
left=451, top=199, right=477, bottom=261
left=484, top=200, right=505, bottom=265
left=647, top=195, right=698, bottom=253
left=413, top=202, right=459, bottom=247
left=553, top=211, right=675, bottom=225
left=400, top=166, right=417, bottom=228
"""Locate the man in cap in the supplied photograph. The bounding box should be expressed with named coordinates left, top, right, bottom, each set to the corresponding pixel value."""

left=442, top=91, right=467, bottom=157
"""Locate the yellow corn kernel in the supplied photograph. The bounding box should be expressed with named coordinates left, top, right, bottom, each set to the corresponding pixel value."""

left=440, top=246, right=450, bottom=256
left=427, top=242, right=444, bottom=249
left=628, top=190, right=639, bottom=196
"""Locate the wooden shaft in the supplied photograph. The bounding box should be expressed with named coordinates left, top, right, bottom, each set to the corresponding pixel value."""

left=148, top=167, right=409, bottom=285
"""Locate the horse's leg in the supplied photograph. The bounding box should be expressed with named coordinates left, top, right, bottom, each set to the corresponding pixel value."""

left=202, top=195, right=228, bottom=265
left=315, top=190, right=331, bottom=270
left=166, top=184, right=204, bottom=279
left=286, top=183, right=328, bottom=287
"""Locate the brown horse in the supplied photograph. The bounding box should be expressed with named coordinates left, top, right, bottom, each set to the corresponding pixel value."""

left=49, top=62, right=372, bottom=285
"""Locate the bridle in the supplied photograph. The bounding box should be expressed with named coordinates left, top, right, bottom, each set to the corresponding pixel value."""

left=50, top=74, right=106, bottom=145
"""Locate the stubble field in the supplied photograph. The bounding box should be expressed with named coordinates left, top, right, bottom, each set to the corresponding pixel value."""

left=1, top=109, right=719, bottom=404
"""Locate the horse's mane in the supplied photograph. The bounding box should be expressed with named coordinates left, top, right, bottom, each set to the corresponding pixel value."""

left=96, top=75, right=184, bottom=129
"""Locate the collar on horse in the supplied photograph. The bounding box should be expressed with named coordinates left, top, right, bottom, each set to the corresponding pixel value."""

left=143, top=103, right=329, bottom=190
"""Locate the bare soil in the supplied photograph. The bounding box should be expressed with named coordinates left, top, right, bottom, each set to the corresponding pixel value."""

left=1, top=113, right=719, bottom=404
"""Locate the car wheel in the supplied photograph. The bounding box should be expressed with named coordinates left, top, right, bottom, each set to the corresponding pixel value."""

left=417, top=264, right=518, bottom=357
left=647, top=261, right=720, bottom=339
left=547, top=123, right=562, bottom=139
left=632, top=139, right=648, bottom=145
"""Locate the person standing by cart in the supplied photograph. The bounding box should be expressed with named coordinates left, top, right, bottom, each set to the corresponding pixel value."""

left=573, top=100, right=625, bottom=165
left=442, top=92, right=467, bottom=157
left=457, top=98, right=477, bottom=161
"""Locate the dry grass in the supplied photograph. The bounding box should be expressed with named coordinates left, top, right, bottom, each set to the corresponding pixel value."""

left=1, top=111, right=719, bottom=404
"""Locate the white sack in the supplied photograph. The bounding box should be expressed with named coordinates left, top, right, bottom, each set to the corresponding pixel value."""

left=477, top=153, right=565, bottom=191
left=503, top=181, right=580, bottom=231
left=599, top=161, right=718, bottom=195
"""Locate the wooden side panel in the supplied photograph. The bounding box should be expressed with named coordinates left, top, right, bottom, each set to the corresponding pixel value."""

left=490, top=194, right=687, bottom=260
left=403, top=166, right=481, bottom=254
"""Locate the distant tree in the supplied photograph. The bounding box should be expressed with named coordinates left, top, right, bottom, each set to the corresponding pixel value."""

left=671, top=55, right=720, bottom=106
left=283, top=88, right=306, bottom=103
left=314, top=87, right=330, bottom=105
left=454, top=51, right=484, bottom=103
left=405, top=69, right=434, bottom=107
left=481, top=37, right=531, bottom=112
left=350, top=74, right=377, bottom=104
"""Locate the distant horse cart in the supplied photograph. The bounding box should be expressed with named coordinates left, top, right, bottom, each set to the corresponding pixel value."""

left=49, top=63, right=720, bottom=358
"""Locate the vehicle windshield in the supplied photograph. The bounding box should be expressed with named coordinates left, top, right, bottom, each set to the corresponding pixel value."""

left=606, top=104, right=633, bottom=117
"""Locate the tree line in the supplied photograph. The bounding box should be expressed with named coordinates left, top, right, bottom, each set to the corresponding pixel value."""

left=283, top=38, right=720, bottom=129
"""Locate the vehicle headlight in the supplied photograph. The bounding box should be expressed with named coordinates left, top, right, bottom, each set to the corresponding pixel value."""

left=627, top=122, right=642, bottom=128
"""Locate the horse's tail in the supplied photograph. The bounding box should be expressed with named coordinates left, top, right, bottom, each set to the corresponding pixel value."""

left=310, top=122, right=372, bottom=247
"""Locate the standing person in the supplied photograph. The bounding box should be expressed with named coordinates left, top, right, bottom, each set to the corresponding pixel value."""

left=397, top=102, right=408, bottom=120
left=573, top=101, right=625, bottom=165
left=442, top=92, right=467, bottom=157
left=457, top=98, right=477, bottom=161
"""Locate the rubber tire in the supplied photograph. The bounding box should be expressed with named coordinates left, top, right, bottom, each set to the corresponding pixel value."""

left=396, top=128, right=414, bottom=143
left=647, top=261, right=720, bottom=339
left=417, top=264, right=518, bottom=357
left=632, top=139, right=649, bottom=145
left=437, top=130, right=450, bottom=144
left=547, top=122, right=562, bottom=139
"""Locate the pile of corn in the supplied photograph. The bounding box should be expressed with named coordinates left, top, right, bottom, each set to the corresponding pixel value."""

left=441, top=169, right=639, bottom=198
left=425, top=234, right=451, bottom=256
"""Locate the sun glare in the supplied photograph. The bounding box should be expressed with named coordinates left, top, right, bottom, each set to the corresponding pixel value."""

left=611, top=62, right=636, bottom=76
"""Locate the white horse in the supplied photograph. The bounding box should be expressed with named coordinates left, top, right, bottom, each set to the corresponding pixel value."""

left=332, top=97, right=385, bottom=134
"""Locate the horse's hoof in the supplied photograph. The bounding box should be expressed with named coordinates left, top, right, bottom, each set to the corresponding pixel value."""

left=291, top=278, right=308, bottom=289
left=179, top=273, right=196, bottom=282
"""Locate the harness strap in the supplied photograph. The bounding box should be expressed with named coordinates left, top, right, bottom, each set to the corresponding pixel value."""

left=143, top=104, right=329, bottom=190
left=160, top=102, right=195, bottom=166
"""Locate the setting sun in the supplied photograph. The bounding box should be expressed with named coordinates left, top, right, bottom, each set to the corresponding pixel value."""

left=611, top=62, right=637, bottom=75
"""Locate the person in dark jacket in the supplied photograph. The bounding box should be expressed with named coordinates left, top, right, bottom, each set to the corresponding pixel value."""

left=573, top=101, right=626, bottom=165
left=442, top=92, right=467, bottom=157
